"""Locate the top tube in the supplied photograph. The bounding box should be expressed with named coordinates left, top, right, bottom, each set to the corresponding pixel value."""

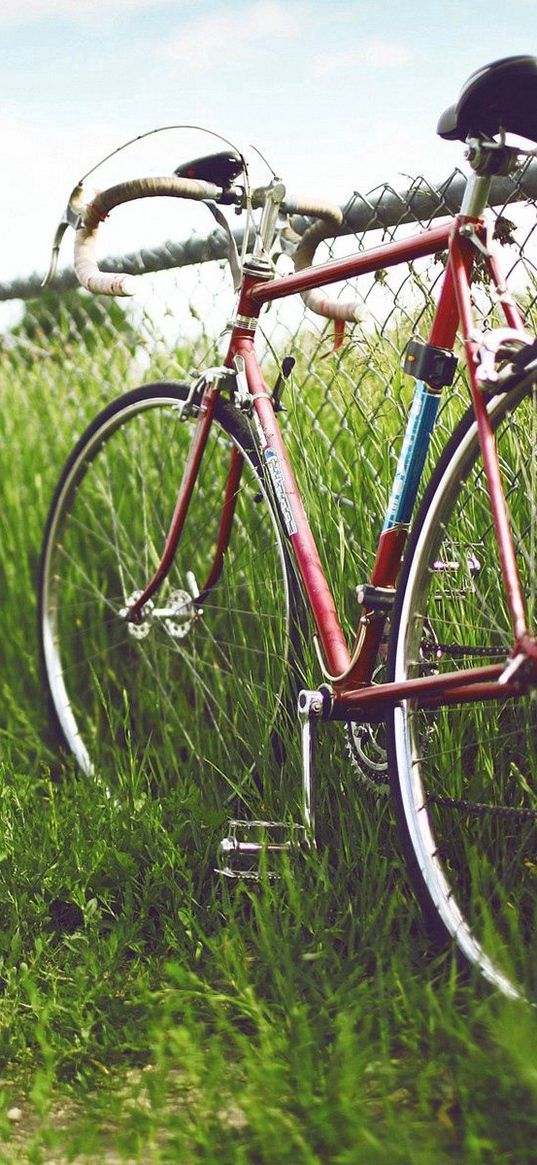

left=248, top=221, right=453, bottom=307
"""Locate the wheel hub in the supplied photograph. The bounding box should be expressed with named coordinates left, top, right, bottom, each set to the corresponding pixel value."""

left=122, top=586, right=198, bottom=640
left=163, top=588, right=195, bottom=639
left=124, top=590, right=154, bottom=640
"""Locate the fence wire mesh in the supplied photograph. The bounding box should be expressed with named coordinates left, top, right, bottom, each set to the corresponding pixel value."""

left=2, top=162, right=537, bottom=636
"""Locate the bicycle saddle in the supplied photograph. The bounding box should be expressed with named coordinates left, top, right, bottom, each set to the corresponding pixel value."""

left=437, top=55, right=537, bottom=143
left=174, top=150, right=244, bottom=188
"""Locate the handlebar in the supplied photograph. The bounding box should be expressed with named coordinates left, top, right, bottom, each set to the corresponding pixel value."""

left=74, top=175, right=230, bottom=296
left=73, top=174, right=361, bottom=322
left=284, top=205, right=361, bottom=322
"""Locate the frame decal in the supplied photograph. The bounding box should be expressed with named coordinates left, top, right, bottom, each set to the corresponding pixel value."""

left=264, top=448, right=298, bottom=536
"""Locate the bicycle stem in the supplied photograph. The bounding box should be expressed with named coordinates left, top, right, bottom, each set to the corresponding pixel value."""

left=252, top=181, right=286, bottom=261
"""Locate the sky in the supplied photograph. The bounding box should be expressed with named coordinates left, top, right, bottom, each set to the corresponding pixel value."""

left=1, top=0, right=537, bottom=285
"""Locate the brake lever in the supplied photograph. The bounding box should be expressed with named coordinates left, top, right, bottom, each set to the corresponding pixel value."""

left=205, top=200, right=243, bottom=291
left=41, top=182, right=87, bottom=287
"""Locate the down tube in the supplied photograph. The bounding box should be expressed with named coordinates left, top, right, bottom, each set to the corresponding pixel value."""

left=235, top=339, right=353, bottom=679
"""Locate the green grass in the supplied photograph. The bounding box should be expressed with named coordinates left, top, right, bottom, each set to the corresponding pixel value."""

left=1, top=305, right=537, bottom=1164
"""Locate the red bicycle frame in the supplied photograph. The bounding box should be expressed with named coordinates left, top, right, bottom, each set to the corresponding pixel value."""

left=128, top=188, right=537, bottom=719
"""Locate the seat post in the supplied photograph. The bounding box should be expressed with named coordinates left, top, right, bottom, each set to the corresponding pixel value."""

left=459, top=170, right=492, bottom=218
left=459, top=136, right=520, bottom=219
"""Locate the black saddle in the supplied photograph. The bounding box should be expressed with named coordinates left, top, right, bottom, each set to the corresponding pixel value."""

left=437, top=55, right=537, bottom=143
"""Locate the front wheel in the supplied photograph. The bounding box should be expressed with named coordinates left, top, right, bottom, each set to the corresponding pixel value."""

left=387, top=381, right=537, bottom=1000
left=38, top=382, right=302, bottom=806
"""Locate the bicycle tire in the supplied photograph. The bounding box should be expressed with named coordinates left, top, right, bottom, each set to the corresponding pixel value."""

left=38, top=381, right=303, bottom=808
left=387, top=378, right=537, bottom=999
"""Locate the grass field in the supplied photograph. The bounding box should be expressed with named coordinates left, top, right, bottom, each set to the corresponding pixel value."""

left=1, top=295, right=537, bottom=1164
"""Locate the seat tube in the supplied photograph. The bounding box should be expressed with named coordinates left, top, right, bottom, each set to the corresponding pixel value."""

left=376, top=170, right=488, bottom=571
left=370, top=236, right=475, bottom=600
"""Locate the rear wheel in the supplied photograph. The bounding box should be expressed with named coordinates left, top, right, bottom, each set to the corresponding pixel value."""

left=387, top=380, right=537, bottom=999
left=38, top=382, right=302, bottom=806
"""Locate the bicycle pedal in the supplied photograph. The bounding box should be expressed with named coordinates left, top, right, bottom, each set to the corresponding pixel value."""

left=216, top=819, right=308, bottom=880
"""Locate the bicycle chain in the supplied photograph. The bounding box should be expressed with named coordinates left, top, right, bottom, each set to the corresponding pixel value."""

left=348, top=639, right=537, bottom=821
left=427, top=792, right=537, bottom=821
left=419, top=644, right=536, bottom=818
left=420, top=640, right=506, bottom=660
left=349, top=749, right=537, bottom=822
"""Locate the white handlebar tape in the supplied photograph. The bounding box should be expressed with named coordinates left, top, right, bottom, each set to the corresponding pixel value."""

left=74, top=176, right=220, bottom=297
left=291, top=206, right=362, bottom=322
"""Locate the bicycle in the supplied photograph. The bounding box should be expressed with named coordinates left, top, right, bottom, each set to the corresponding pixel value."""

left=39, top=56, right=537, bottom=1001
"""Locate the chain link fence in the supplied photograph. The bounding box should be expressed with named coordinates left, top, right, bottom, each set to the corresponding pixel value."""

left=2, top=161, right=537, bottom=635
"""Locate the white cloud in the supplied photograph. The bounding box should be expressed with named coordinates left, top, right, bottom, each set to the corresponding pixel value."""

left=163, top=1, right=307, bottom=68
left=315, top=38, right=412, bottom=75
left=0, top=0, right=178, bottom=26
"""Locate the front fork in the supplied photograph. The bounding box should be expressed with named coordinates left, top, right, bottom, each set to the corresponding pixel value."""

left=126, top=374, right=239, bottom=624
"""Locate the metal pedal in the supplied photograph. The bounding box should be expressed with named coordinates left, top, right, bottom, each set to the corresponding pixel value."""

left=216, top=819, right=308, bottom=880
